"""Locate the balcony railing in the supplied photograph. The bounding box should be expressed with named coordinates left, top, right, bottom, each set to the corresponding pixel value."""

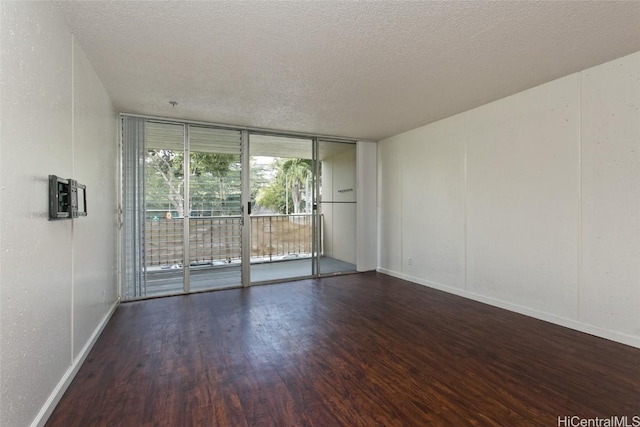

left=144, top=214, right=318, bottom=269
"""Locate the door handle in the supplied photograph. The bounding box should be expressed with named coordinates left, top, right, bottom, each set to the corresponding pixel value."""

left=247, top=201, right=252, bottom=215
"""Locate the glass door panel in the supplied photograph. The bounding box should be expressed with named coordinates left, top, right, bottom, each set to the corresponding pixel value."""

left=144, top=121, right=186, bottom=297
left=249, top=134, right=314, bottom=283
left=317, top=140, right=357, bottom=275
left=187, top=126, right=243, bottom=291
left=123, top=115, right=360, bottom=300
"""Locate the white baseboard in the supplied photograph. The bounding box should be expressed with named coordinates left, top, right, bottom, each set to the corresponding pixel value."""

left=31, top=299, right=120, bottom=427
left=377, top=268, right=640, bottom=349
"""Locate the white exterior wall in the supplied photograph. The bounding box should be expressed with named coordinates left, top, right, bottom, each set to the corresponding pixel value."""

left=322, top=146, right=357, bottom=265
left=378, top=51, right=640, bottom=348
left=320, top=141, right=378, bottom=272
left=0, top=3, right=118, bottom=426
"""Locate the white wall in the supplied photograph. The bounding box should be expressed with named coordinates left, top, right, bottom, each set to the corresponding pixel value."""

left=580, top=55, right=640, bottom=337
left=356, top=140, right=377, bottom=272
left=401, top=116, right=466, bottom=290
left=377, top=137, right=402, bottom=272
left=0, top=3, right=118, bottom=426
left=466, top=76, right=580, bottom=317
left=72, top=36, right=119, bottom=357
left=378, top=51, right=640, bottom=348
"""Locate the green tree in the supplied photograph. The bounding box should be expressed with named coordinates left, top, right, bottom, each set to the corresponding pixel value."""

left=146, top=150, right=236, bottom=217
left=190, top=152, right=238, bottom=216
left=255, top=158, right=312, bottom=214
left=146, top=150, right=185, bottom=216
left=282, top=158, right=312, bottom=214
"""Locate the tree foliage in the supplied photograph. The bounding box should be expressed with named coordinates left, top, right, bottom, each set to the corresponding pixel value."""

left=255, top=158, right=312, bottom=214
left=146, top=150, right=238, bottom=217
left=146, top=150, right=314, bottom=217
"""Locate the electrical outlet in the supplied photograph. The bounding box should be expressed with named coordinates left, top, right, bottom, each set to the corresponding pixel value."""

left=407, top=257, right=412, bottom=266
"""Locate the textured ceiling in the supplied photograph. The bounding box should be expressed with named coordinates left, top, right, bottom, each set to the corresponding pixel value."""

left=56, top=1, right=640, bottom=141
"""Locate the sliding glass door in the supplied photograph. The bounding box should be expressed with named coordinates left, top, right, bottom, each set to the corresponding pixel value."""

left=246, top=135, right=357, bottom=284
left=143, top=121, right=186, bottom=297
left=187, top=126, right=243, bottom=292
left=248, top=134, right=315, bottom=284
left=122, top=116, right=358, bottom=300
left=122, top=118, right=245, bottom=299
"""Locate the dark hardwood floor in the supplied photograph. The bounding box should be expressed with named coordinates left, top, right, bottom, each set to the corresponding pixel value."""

left=46, top=272, right=640, bottom=426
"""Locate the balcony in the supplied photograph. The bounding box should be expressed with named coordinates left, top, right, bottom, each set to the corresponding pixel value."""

left=143, top=214, right=355, bottom=296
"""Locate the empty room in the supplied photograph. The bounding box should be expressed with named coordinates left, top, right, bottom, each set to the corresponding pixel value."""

left=1, top=1, right=639, bottom=426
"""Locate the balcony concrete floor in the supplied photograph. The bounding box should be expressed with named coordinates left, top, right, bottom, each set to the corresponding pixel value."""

left=145, top=257, right=356, bottom=297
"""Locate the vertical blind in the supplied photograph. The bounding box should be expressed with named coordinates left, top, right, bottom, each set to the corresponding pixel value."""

left=121, top=117, right=243, bottom=299
left=122, top=116, right=146, bottom=299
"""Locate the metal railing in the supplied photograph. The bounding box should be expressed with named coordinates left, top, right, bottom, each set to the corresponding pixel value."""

left=145, top=218, right=184, bottom=267
left=144, top=214, right=318, bottom=268
left=250, top=214, right=315, bottom=263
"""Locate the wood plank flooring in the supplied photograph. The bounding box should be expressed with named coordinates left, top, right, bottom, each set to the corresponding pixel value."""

left=46, top=272, right=640, bottom=426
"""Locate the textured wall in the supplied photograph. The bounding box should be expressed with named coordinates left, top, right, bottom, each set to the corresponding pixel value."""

left=0, top=3, right=117, bottom=426
left=1, top=4, right=74, bottom=426
left=580, top=53, right=640, bottom=337
left=71, top=39, right=118, bottom=359
left=378, top=51, right=640, bottom=348
left=55, top=2, right=640, bottom=140
left=465, top=75, right=580, bottom=318
left=400, top=115, right=466, bottom=290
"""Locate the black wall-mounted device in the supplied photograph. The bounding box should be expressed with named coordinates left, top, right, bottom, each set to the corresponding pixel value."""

left=49, top=175, right=87, bottom=220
